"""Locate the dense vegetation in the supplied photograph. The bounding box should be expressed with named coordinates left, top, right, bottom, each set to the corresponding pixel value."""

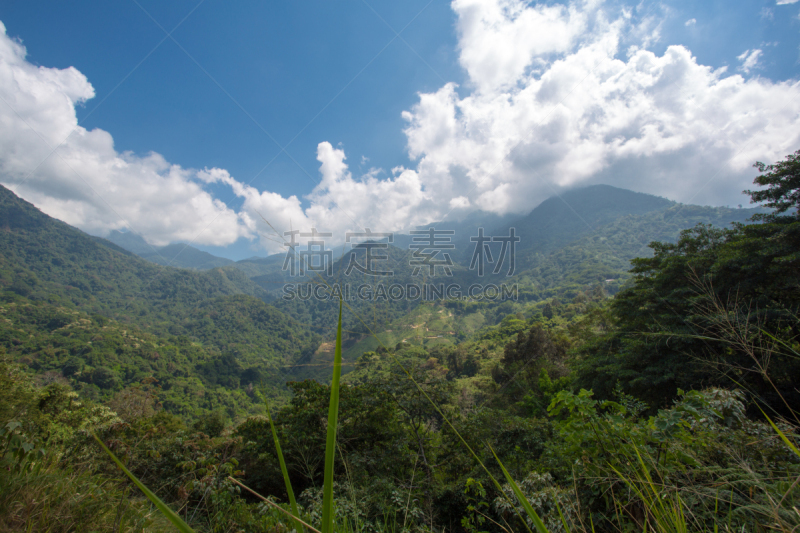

left=0, top=153, right=798, bottom=532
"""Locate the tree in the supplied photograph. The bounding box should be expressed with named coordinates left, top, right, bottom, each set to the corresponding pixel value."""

left=745, top=149, right=800, bottom=220
left=577, top=150, right=800, bottom=412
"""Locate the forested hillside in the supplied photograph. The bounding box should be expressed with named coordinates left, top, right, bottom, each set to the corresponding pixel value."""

left=0, top=185, right=267, bottom=322
left=0, top=154, right=798, bottom=533
left=0, top=185, right=319, bottom=400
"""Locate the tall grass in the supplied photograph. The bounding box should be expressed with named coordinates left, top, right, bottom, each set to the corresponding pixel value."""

left=93, top=433, right=196, bottom=533
left=262, top=390, right=303, bottom=532
left=609, top=447, right=690, bottom=533
left=0, top=448, right=175, bottom=533
left=322, top=298, right=344, bottom=533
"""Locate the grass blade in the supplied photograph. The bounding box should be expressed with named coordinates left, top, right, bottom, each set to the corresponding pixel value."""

left=263, top=392, right=303, bottom=532
left=93, top=433, right=196, bottom=533
left=758, top=406, right=800, bottom=458
left=490, top=445, right=548, bottom=533
left=556, top=501, right=572, bottom=533
left=228, top=476, right=321, bottom=533
left=609, top=446, right=689, bottom=533
left=322, top=297, right=344, bottom=533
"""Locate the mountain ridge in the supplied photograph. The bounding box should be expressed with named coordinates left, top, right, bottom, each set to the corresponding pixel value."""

left=104, top=230, right=236, bottom=270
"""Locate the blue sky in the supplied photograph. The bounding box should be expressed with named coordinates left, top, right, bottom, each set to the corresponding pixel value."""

left=1, top=1, right=462, bottom=203
left=0, top=0, right=799, bottom=259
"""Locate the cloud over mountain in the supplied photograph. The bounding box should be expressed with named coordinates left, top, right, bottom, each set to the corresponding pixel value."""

left=402, top=0, right=800, bottom=215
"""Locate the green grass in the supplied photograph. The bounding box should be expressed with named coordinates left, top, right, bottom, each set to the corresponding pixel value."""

left=0, top=451, right=174, bottom=533
left=94, top=433, right=196, bottom=533
left=322, top=298, right=344, bottom=533
left=263, top=391, right=303, bottom=533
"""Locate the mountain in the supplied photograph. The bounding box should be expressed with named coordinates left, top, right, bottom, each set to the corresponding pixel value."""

left=493, top=185, right=676, bottom=255
left=0, top=181, right=767, bottom=390
left=392, top=210, right=519, bottom=260
left=102, top=229, right=155, bottom=255
left=0, top=184, right=261, bottom=324
left=389, top=185, right=752, bottom=270
left=104, top=230, right=234, bottom=270
left=382, top=185, right=763, bottom=291
left=507, top=200, right=767, bottom=300
left=228, top=254, right=290, bottom=297
left=0, top=180, right=774, bottom=415
left=0, top=184, right=318, bottom=365
left=141, top=243, right=234, bottom=270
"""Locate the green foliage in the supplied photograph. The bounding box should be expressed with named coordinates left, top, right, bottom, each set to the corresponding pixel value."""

left=491, top=446, right=548, bottom=533
left=0, top=355, right=174, bottom=532
left=4, top=160, right=800, bottom=532
left=493, top=472, right=576, bottom=533
left=575, top=219, right=800, bottom=410
left=94, top=433, right=197, bottom=533
left=461, top=478, right=491, bottom=533
left=547, top=387, right=800, bottom=531
left=0, top=293, right=320, bottom=419
left=745, top=149, right=800, bottom=219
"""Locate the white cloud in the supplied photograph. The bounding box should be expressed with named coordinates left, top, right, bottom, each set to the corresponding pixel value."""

left=449, top=196, right=471, bottom=209
left=399, top=0, right=800, bottom=213
left=684, top=18, right=696, bottom=26
left=737, top=49, right=763, bottom=73
left=776, top=0, right=798, bottom=5
left=196, top=143, right=431, bottom=251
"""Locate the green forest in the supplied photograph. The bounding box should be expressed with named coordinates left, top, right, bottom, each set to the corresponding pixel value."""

left=0, top=152, right=798, bottom=532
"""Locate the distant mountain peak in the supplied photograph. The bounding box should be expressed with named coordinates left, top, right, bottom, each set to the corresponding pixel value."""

left=495, top=184, right=676, bottom=254
left=103, top=230, right=234, bottom=270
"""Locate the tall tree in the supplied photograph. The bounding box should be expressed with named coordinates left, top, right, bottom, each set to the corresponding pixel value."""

left=576, top=151, right=800, bottom=413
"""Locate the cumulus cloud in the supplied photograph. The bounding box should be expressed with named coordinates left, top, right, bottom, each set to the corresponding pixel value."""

left=199, top=143, right=432, bottom=251
left=684, top=18, right=696, bottom=26
left=3, top=0, right=800, bottom=254
left=400, top=0, right=800, bottom=213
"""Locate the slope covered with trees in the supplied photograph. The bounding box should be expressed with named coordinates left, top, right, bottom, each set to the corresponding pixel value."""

left=0, top=184, right=320, bottom=406
left=1, top=153, right=798, bottom=533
